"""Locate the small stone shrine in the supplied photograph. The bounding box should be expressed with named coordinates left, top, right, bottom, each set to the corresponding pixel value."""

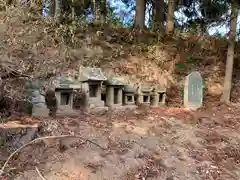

left=105, top=76, right=125, bottom=108
left=184, top=71, right=203, bottom=110
left=53, top=76, right=82, bottom=111
left=25, top=66, right=170, bottom=117
left=151, top=87, right=166, bottom=107
left=123, top=84, right=136, bottom=107
left=136, top=86, right=152, bottom=105
left=78, top=66, right=107, bottom=109
left=25, top=79, right=48, bottom=117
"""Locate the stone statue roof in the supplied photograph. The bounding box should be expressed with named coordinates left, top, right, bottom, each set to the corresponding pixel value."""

left=53, top=76, right=82, bottom=89
left=104, top=76, right=126, bottom=86
left=78, top=67, right=107, bottom=82
left=123, top=84, right=136, bottom=93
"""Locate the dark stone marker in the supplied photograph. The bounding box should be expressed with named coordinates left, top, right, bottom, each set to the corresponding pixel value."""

left=184, top=71, right=203, bottom=110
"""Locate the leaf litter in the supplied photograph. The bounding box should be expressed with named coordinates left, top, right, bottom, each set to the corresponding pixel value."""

left=0, top=105, right=239, bottom=180
left=0, top=3, right=239, bottom=180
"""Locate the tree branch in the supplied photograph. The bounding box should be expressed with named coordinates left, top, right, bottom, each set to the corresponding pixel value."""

left=0, top=135, right=107, bottom=176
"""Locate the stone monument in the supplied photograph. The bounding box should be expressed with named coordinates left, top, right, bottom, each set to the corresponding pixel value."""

left=184, top=71, right=203, bottom=110
left=105, top=76, right=125, bottom=108
left=78, top=66, right=107, bottom=109
left=53, top=76, right=82, bottom=112
left=25, top=79, right=48, bottom=117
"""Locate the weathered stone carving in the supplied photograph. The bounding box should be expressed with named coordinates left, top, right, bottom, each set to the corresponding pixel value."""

left=25, top=79, right=48, bottom=117
left=105, top=76, right=125, bottom=108
left=184, top=71, right=203, bottom=110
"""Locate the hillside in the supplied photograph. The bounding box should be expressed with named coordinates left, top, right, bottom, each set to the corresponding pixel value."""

left=2, top=6, right=240, bottom=106
left=0, top=5, right=240, bottom=180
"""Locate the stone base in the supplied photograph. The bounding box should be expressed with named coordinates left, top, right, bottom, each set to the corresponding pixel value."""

left=107, top=104, right=123, bottom=109
left=89, top=98, right=105, bottom=106
left=89, top=106, right=109, bottom=113
left=142, top=103, right=151, bottom=106
left=108, top=104, right=137, bottom=111
left=158, top=103, right=166, bottom=106
left=32, top=107, right=49, bottom=117
left=124, top=104, right=137, bottom=109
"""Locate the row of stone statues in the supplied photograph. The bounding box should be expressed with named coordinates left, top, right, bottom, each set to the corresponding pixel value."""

left=25, top=67, right=166, bottom=117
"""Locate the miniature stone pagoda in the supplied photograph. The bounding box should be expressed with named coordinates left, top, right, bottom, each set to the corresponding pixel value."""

left=104, top=76, right=125, bottom=108
left=151, top=87, right=166, bottom=107
left=78, top=66, right=107, bottom=109
left=123, top=85, right=136, bottom=107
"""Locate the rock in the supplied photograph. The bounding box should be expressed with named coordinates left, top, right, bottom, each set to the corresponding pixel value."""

left=207, top=82, right=223, bottom=96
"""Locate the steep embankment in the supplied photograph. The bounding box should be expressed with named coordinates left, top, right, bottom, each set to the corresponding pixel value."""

left=1, top=6, right=240, bottom=105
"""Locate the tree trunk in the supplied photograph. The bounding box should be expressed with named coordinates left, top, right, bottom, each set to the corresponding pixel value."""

left=152, top=0, right=165, bottom=30
left=166, top=0, right=175, bottom=35
left=71, top=0, right=75, bottom=20
left=54, top=0, right=62, bottom=24
left=49, top=0, right=55, bottom=16
left=93, top=0, right=106, bottom=23
left=134, top=0, right=146, bottom=29
left=100, top=0, right=107, bottom=23
left=220, top=2, right=238, bottom=103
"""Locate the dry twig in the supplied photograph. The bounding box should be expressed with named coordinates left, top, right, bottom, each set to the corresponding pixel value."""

left=35, top=166, right=47, bottom=180
left=0, top=135, right=107, bottom=176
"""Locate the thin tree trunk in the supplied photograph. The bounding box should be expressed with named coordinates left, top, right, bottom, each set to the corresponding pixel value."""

left=54, top=0, right=62, bottom=23
left=152, top=0, right=165, bottom=30
left=92, top=0, right=106, bottom=23
left=100, top=0, right=107, bottom=23
left=71, top=0, right=75, bottom=20
left=134, top=0, right=146, bottom=29
left=49, top=0, right=55, bottom=16
left=166, top=0, right=175, bottom=35
left=220, top=2, right=238, bottom=103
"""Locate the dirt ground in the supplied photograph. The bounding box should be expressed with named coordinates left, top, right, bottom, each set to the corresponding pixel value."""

left=0, top=103, right=240, bottom=180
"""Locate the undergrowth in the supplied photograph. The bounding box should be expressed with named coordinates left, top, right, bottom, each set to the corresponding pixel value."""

left=1, top=2, right=240, bottom=104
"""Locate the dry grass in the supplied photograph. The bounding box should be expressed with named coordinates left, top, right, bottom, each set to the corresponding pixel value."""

left=1, top=4, right=240, bottom=104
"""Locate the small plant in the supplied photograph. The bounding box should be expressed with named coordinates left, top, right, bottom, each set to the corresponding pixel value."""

left=175, top=63, right=186, bottom=70
left=0, top=137, right=6, bottom=149
left=0, top=118, right=7, bottom=123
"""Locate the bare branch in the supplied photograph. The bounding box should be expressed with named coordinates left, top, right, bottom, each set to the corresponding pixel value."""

left=0, top=135, right=107, bottom=176
left=35, top=166, right=47, bottom=180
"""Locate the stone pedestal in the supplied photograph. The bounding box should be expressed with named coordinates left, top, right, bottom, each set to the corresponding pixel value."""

left=150, top=91, right=159, bottom=107
left=159, top=93, right=166, bottom=106
left=55, top=89, right=74, bottom=110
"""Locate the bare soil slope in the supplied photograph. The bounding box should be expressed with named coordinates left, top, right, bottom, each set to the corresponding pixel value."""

left=0, top=5, right=240, bottom=180
left=1, top=6, right=240, bottom=104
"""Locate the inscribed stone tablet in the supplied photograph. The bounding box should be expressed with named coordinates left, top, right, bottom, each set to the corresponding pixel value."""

left=184, top=71, right=203, bottom=110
